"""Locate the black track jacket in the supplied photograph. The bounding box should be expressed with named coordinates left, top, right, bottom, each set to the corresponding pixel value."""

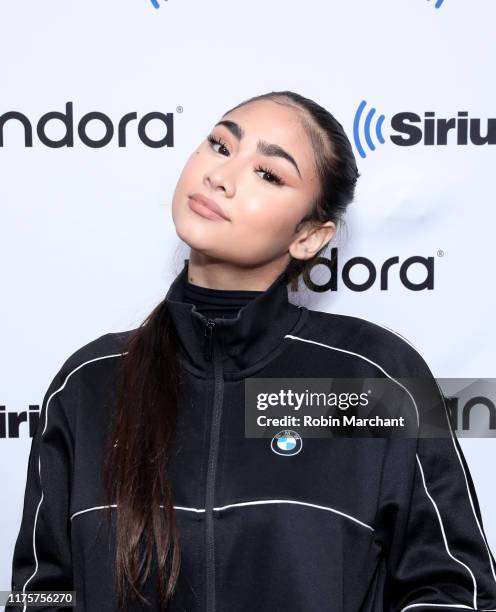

left=7, top=258, right=496, bottom=611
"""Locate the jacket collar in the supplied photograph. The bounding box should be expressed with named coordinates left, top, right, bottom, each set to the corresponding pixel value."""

left=164, top=258, right=305, bottom=376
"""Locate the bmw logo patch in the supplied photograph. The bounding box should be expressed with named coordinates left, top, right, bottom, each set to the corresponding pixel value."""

left=270, top=430, right=303, bottom=456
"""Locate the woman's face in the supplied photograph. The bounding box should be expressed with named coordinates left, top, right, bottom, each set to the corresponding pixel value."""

left=171, top=99, right=326, bottom=268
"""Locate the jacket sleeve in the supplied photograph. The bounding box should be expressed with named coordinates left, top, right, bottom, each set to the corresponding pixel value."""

left=375, top=347, right=496, bottom=612
left=6, top=368, right=74, bottom=611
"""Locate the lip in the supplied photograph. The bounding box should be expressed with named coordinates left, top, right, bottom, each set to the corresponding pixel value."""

left=188, top=193, right=231, bottom=221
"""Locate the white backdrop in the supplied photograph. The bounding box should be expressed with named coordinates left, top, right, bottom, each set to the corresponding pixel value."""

left=1, top=0, right=495, bottom=595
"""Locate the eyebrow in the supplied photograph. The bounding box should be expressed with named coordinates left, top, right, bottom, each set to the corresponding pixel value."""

left=214, top=119, right=302, bottom=180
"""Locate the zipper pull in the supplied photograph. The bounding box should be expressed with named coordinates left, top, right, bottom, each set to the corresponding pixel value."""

left=204, top=319, right=216, bottom=361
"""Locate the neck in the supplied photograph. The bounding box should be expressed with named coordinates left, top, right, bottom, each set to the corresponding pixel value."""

left=186, top=250, right=290, bottom=291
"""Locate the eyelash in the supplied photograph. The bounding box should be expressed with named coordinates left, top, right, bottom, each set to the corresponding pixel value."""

left=206, top=134, right=285, bottom=186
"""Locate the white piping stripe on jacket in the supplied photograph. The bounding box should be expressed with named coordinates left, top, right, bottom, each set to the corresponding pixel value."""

left=284, top=333, right=490, bottom=611
left=415, top=454, right=478, bottom=609
left=70, top=504, right=204, bottom=521
left=70, top=504, right=119, bottom=521
left=211, top=498, right=373, bottom=530
left=284, top=333, right=420, bottom=428
left=401, top=604, right=496, bottom=611
left=22, top=352, right=128, bottom=612
left=378, top=323, right=496, bottom=588
left=70, top=499, right=374, bottom=531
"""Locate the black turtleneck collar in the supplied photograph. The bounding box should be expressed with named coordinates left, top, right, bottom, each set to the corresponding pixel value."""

left=164, top=259, right=308, bottom=379
left=183, top=277, right=263, bottom=320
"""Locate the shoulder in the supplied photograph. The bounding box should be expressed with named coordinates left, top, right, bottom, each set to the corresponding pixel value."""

left=36, top=330, right=138, bottom=439
left=50, top=328, right=137, bottom=394
left=299, top=308, right=435, bottom=380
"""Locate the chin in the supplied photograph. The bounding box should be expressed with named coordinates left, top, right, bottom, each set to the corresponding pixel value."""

left=175, top=219, right=218, bottom=251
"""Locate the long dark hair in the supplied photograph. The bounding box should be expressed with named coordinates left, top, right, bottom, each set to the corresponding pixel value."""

left=101, top=90, right=361, bottom=610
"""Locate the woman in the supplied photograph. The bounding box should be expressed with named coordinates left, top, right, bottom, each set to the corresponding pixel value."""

left=8, top=91, right=496, bottom=612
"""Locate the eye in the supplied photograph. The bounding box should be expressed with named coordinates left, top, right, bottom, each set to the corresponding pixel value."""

left=255, top=165, right=284, bottom=186
left=207, top=134, right=230, bottom=156
left=207, top=134, right=285, bottom=187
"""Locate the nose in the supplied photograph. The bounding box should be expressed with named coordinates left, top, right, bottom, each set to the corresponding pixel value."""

left=203, top=162, right=236, bottom=197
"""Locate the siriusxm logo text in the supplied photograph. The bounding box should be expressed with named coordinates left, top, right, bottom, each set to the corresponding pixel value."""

left=0, top=101, right=174, bottom=148
left=354, top=101, right=495, bottom=158
left=0, top=405, right=40, bottom=439
left=290, top=250, right=435, bottom=293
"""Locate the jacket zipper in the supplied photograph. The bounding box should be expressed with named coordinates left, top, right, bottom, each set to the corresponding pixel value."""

left=204, top=319, right=215, bottom=362
left=203, top=317, right=224, bottom=612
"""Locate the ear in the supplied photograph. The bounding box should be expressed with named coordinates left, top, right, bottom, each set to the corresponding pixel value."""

left=288, top=221, right=336, bottom=261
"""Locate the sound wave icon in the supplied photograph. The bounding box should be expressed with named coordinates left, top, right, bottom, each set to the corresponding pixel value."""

left=353, top=100, right=386, bottom=159
left=427, top=0, right=445, bottom=8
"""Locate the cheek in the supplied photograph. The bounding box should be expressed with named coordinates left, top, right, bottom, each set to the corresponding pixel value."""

left=227, top=194, right=305, bottom=265
left=240, top=195, right=303, bottom=235
left=178, top=151, right=204, bottom=185
left=172, top=152, right=204, bottom=211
